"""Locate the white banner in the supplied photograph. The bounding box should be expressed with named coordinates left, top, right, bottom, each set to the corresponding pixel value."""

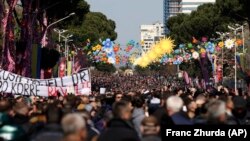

left=0, top=69, right=91, bottom=96
left=0, top=81, right=91, bottom=97
left=0, top=69, right=90, bottom=87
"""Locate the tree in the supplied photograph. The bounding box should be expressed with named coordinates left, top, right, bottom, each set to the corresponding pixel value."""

left=119, top=66, right=132, bottom=71
left=167, top=3, right=233, bottom=44
left=0, top=0, right=90, bottom=76
left=216, top=0, right=250, bottom=26
left=1, top=0, right=117, bottom=77
left=134, top=63, right=177, bottom=76
left=68, top=12, right=117, bottom=47
left=95, top=62, right=116, bottom=73
left=167, top=0, right=249, bottom=44
left=134, top=65, right=149, bottom=75
left=42, top=0, right=90, bottom=25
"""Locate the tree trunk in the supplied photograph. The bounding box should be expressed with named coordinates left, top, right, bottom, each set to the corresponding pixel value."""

left=19, top=0, right=33, bottom=77
left=0, top=0, right=4, bottom=65
left=1, top=0, right=18, bottom=72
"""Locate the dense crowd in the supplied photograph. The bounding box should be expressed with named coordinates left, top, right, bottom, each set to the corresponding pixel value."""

left=0, top=72, right=250, bottom=141
left=91, top=71, right=184, bottom=93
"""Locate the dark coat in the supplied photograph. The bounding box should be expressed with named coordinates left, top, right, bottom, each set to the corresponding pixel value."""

left=142, top=135, right=161, bottom=141
left=153, top=107, right=166, bottom=123
left=171, top=112, right=193, bottom=125
left=160, top=112, right=192, bottom=140
left=0, top=113, right=28, bottom=141
left=30, top=124, right=63, bottom=141
left=98, top=118, right=140, bottom=141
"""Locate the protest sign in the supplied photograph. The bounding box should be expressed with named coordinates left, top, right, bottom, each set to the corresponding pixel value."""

left=0, top=80, right=91, bottom=97
left=100, top=88, right=106, bottom=94
left=0, top=69, right=91, bottom=96
left=0, top=69, right=90, bottom=87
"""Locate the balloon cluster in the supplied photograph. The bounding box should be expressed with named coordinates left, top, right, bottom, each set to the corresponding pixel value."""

left=156, top=37, right=243, bottom=66
left=91, top=39, right=143, bottom=65
left=88, top=35, right=243, bottom=66
left=134, top=37, right=175, bottom=67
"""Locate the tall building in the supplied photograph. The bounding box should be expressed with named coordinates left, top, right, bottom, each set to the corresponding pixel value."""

left=163, top=0, right=216, bottom=33
left=163, top=0, right=182, bottom=33
left=140, top=22, right=164, bottom=52
left=181, top=0, right=216, bottom=14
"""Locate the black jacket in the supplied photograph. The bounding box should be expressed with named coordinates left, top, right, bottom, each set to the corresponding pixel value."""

left=142, top=135, right=161, bottom=141
left=98, top=118, right=140, bottom=141
left=30, top=124, right=63, bottom=141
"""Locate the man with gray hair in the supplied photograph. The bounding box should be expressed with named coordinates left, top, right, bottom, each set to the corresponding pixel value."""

left=166, top=96, right=183, bottom=116
left=160, top=95, right=193, bottom=139
left=207, top=100, right=227, bottom=124
left=61, top=113, right=87, bottom=141
left=166, top=96, right=192, bottom=125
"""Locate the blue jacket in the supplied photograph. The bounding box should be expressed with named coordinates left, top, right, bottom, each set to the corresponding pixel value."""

left=171, top=112, right=193, bottom=125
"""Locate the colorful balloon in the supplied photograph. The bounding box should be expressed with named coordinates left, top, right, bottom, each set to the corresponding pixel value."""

left=225, top=39, right=234, bottom=49
left=192, top=37, right=198, bottom=44
left=174, top=49, right=181, bottom=54
left=187, top=43, right=193, bottom=49
left=179, top=44, right=185, bottom=49
left=218, top=41, right=224, bottom=48
left=236, top=39, right=243, bottom=46
left=113, top=45, right=119, bottom=53
left=102, top=38, right=113, bottom=49
left=192, top=51, right=199, bottom=59
left=202, top=37, right=208, bottom=42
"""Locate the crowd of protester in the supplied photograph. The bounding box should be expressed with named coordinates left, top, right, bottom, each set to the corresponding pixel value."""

left=0, top=72, right=250, bottom=141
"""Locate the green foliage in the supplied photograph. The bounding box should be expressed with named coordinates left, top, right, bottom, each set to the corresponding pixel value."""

left=167, top=3, right=233, bottom=44
left=134, top=63, right=177, bottom=75
left=216, top=0, right=250, bottom=30
left=68, top=12, right=117, bottom=45
left=43, top=0, right=117, bottom=48
left=119, top=66, right=132, bottom=71
left=134, top=65, right=149, bottom=74
left=166, top=0, right=250, bottom=80
left=40, top=0, right=90, bottom=25
left=167, top=0, right=249, bottom=44
left=95, top=62, right=116, bottom=73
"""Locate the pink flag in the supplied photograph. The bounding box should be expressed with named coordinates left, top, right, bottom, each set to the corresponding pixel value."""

left=183, top=71, right=190, bottom=84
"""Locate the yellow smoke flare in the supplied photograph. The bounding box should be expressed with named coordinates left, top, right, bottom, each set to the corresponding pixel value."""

left=153, top=45, right=165, bottom=56
left=134, top=37, right=175, bottom=67
left=159, top=37, right=174, bottom=54
left=148, top=51, right=158, bottom=60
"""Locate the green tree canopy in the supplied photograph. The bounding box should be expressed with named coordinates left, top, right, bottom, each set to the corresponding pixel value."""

left=167, top=3, right=233, bottom=44
left=68, top=12, right=117, bottom=44
left=39, top=0, right=90, bottom=25
left=95, top=62, right=116, bottom=73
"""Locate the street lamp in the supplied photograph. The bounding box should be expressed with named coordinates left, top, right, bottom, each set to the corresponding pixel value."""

left=235, top=23, right=247, bottom=53
left=61, top=34, right=73, bottom=75
left=42, top=12, right=75, bottom=47
left=46, top=12, right=75, bottom=30
left=216, top=32, right=229, bottom=84
left=54, top=28, right=68, bottom=42
left=228, top=25, right=242, bottom=95
left=54, top=29, right=68, bottom=52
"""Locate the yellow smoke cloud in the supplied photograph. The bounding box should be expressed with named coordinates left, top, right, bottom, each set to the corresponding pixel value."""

left=134, top=37, right=175, bottom=67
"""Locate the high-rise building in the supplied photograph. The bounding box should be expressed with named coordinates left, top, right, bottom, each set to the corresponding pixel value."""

left=163, top=0, right=182, bottom=33
left=181, top=0, right=216, bottom=14
left=163, top=0, right=216, bottom=33
left=140, top=22, right=164, bottom=53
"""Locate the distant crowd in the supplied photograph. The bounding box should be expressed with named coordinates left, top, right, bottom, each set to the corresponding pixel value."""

left=0, top=72, right=250, bottom=141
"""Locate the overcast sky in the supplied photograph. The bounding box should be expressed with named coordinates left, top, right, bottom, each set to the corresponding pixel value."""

left=86, top=0, right=163, bottom=45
